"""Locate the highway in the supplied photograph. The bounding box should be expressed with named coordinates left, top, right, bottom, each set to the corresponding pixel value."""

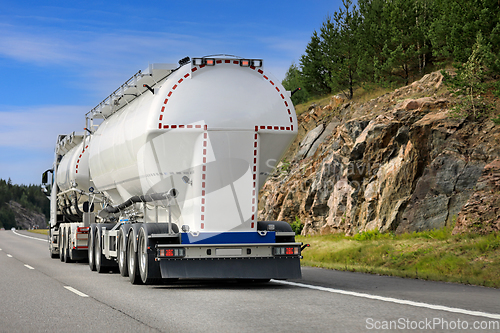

left=1, top=229, right=499, bottom=332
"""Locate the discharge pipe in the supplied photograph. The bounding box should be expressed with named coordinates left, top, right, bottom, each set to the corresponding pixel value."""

left=100, top=189, right=177, bottom=217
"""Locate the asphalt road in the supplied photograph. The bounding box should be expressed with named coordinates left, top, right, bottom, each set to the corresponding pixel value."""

left=1, top=229, right=499, bottom=332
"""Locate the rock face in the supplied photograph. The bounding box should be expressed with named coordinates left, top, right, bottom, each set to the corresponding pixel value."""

left=7, top=201, right=47, bottom=229
left=259, top=72, right=500, bottom=235
left=453, top=158, right=500, bottom=234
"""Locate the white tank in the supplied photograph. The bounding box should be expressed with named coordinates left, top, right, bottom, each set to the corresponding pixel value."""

left=87, top=57, right=297, bottom=233
left=55, top=133, right=94, bottom=195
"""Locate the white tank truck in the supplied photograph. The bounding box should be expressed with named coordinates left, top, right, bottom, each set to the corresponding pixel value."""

left=42, top=55, right=306, bottom=284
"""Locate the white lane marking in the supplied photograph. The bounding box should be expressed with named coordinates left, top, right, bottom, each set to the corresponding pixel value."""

left=12, top=230, right=46, bottom=242
left=6, top=254, right=12, bottom=258
left=64, top=286, right=89, bottom=298
left=273, top=280, right=500, bottom=320
left=24, top=264, right=35, bottom=270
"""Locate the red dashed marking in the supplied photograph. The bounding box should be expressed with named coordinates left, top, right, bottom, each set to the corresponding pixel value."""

left=159, top=61, right=296, bottom=130
left=252, top=133, right=258, bottom=225
left=200, top=128, right=208, bottom=230
left=75, top=145, right=89, bottom=175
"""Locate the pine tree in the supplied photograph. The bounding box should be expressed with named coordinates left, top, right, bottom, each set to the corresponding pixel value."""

left=300, top=31, right=331, bottom=96
left=321, top=0, right=361, bottom=99
left=282, top=62, right=309, bottom=105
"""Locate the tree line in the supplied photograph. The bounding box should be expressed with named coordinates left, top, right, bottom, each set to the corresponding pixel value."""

left=283, top=0, right=500, bottom=105
left=0, top=179, right=49, bottom=230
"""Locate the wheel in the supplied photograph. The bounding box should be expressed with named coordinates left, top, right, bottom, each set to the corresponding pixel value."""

left=88, top=226, right=96, bottom=271
left=49, top=230, right=58, bottom=259
left=138, top=228, right=157, bottom=284
left=59, top=229, right=65, bottom=262
left=64, top=228, right=72, bottom=263
left=95, top=229, right=105, bottom=273
left=127, top=232, right=142, bottom=285
left=117, top=230, right=128, bottom=277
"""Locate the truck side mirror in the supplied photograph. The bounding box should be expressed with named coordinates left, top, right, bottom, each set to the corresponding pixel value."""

left=42, top=169, right=53, bottom=184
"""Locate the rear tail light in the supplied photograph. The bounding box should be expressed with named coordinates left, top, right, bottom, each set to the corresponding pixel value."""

left=76, top=227, right=90, bottom=233
left=158, top=248, right=186, bottom=258
left=273, top=246, right=300, bottom=256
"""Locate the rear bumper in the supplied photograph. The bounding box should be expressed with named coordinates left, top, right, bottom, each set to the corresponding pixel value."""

left=159, top=256, right=301, bottom=279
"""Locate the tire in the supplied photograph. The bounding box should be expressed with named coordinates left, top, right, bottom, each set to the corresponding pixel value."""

left=127, top=232, right=142, bottom=285
left=59, top=229, right=65, bottom=262
left=138, top=228, right=157, bottom=284
left=95, top=229, right=105, bottom=273
left=117, top=229, right=128, bottom=277
left=49, top=230, right=58, bottom=259
left=88, top=226, right=96, bottom=271
left=63, top=229, right=72, bottom=263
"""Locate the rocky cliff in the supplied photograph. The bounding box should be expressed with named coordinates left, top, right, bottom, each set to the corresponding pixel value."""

left=259, top=72, right=500, bottom=235
left=7, top=201, right=47, bottom=229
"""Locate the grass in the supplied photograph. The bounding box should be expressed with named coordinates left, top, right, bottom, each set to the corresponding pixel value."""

left=297, top=228, right=500, bottom=288
left=28, top=229, right=48, bottom=235
left=294, top=84, right=395, bottom=116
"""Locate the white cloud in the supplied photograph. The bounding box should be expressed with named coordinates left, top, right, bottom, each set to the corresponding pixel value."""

left=0, top=105, right=88, bottom=148
left=0, top=105, right=88, bottom=184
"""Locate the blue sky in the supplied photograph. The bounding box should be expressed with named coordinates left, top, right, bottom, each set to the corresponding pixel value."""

left=0, top=0, right=341, bottom=185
